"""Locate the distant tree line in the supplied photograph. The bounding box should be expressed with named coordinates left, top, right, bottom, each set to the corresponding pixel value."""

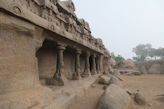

left=111, top=52, right=125, bottom=63
left=133, top=44, right=164, bottom=61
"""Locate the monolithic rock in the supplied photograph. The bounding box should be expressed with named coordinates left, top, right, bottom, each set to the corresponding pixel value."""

left=97, top=84, right=132, bottom=109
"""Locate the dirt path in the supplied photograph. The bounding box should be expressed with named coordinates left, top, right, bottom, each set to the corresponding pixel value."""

left=121, top=74, right=164, bottom=109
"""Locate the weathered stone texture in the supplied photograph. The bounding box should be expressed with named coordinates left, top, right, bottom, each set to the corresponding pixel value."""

left=0, top=12, right=40, bottom=94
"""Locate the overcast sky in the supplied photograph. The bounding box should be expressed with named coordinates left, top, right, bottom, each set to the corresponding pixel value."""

left=71, top=0, right=164, bottom=59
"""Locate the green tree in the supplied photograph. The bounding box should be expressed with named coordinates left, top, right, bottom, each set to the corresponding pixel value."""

left=133, top=44, right=164, bottom=61
left=111, top=52, right=125, bottom=63
left=133, top=44, right=152, bottom=61
left=148, top=48, right=157, bottom=60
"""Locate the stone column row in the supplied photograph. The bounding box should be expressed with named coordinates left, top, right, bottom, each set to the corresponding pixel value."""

left=49, top=44, right=103, bottom=85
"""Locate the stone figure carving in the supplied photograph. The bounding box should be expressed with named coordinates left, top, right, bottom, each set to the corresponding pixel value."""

left=50, top=0, right=57, bottom=5
left=63, top=0, right=75, bottom=12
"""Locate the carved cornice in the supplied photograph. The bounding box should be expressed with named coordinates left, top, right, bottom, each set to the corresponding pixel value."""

left=0, top=0, right=105, bottom=54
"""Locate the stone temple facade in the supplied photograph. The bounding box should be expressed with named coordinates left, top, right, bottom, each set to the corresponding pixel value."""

left=0, top=0, right=111, bottom=108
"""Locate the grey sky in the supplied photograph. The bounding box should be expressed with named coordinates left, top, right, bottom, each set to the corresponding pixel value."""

left=71, top=0, right=164, bottom=59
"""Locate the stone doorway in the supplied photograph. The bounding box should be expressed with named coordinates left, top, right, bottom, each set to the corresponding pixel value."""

left=95, top=56, right=99, bottom=71
left=89, top=56, right=93, bottom=72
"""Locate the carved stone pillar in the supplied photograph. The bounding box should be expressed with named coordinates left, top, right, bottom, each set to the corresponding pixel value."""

left=53, top=44, right=65, bottom=85
left=82, top=51, right=91, bottom=77
left=72, top=49, right=81, bottom=80
left=47, top=44, right=66, bottom=86
left=91, top=54, right=97, bottom=75
left=99, top=54, right=104, bottom=74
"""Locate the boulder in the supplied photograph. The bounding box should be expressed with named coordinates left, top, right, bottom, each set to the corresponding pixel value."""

left=109, top=76, right=120, bottom=86
left=98, top=75, right=111, bottom=85
left=97, top=84, right=132, bottom=109
left=134, top=93, right=147, bottom=105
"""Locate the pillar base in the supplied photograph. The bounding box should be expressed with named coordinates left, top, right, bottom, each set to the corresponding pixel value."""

left=72, top=74, right=81, bottom=80
left=81, top=70, right=91, bottom=78
left=72, top=73, right=81, bottom=80
left=46, top=78, right=64, bottom=86
left=91, top=71, right=97, bottom=75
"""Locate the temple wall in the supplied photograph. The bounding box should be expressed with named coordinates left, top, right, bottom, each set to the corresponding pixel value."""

left=0, top=12, right=40, bottom=94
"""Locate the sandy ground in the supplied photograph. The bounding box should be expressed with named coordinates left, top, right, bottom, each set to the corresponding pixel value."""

left=121, top=74, right=164, bottom=109
left=71, top=74, right=164, bottom=109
